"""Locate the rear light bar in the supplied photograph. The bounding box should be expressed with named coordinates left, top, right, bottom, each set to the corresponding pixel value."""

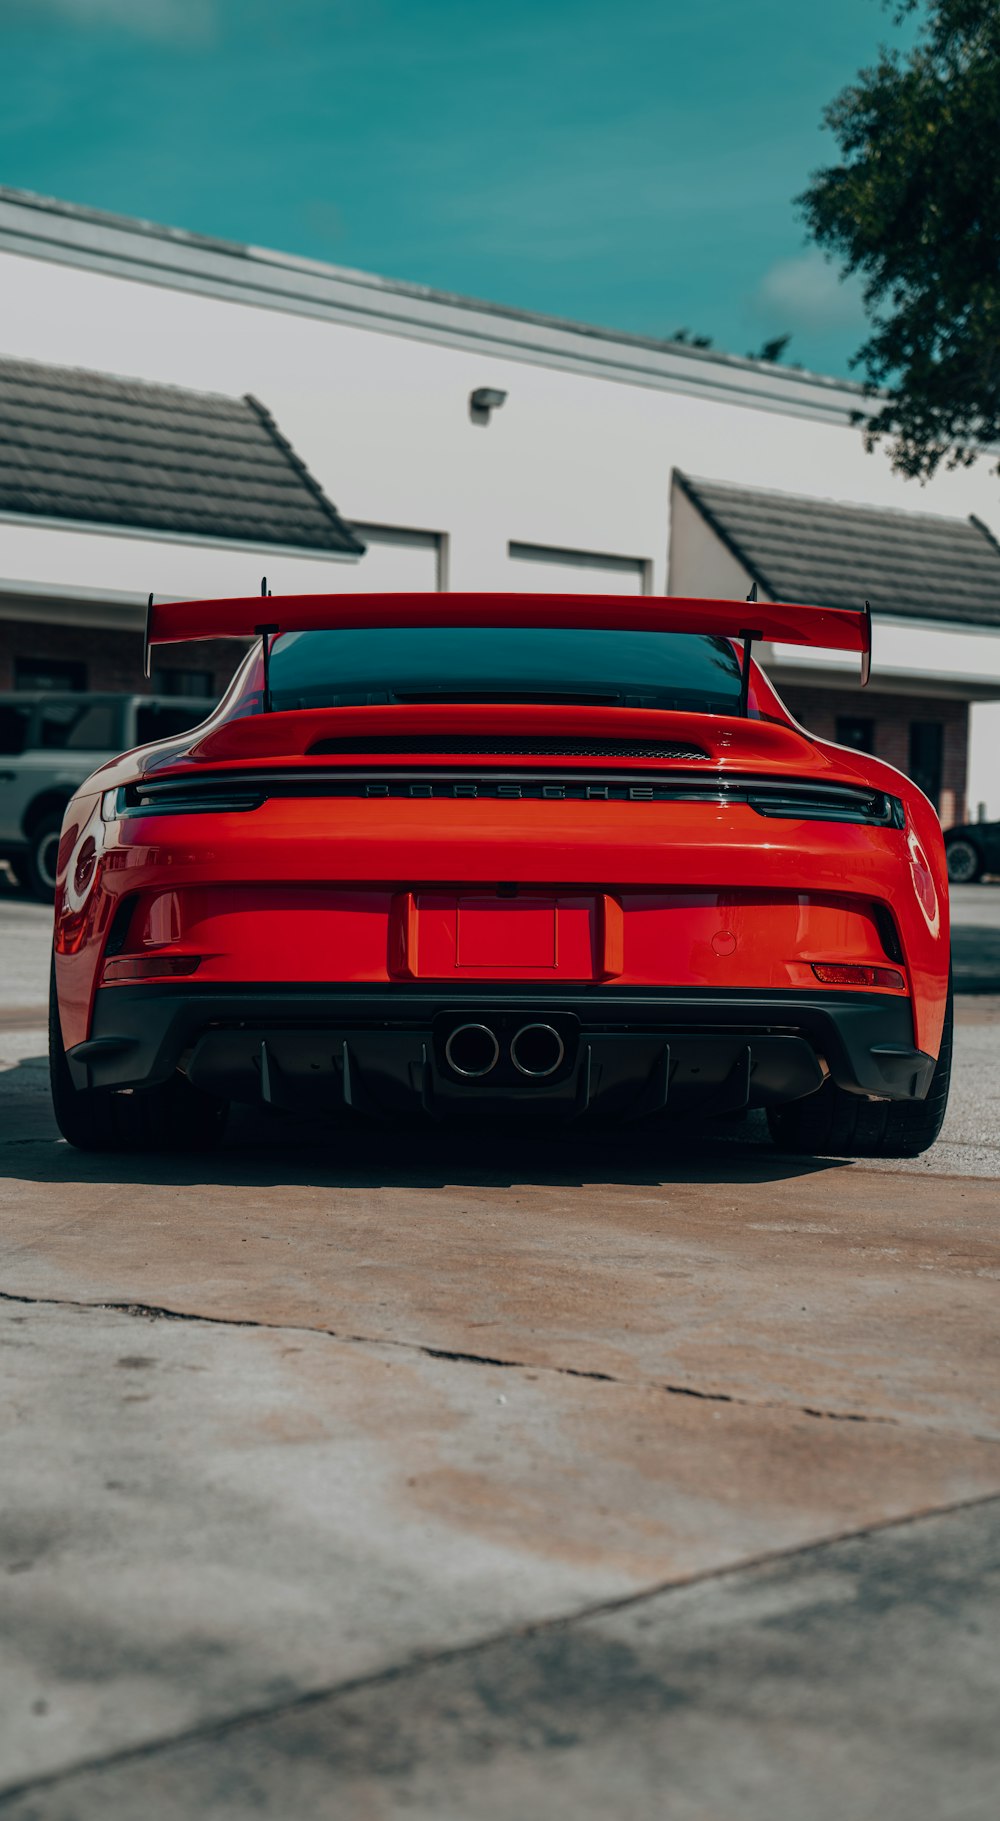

left=812, top=963, right=905, bottom=990
left=109, top=773, right=907, bottom=826
left=748, top=789, right=905, bottom=829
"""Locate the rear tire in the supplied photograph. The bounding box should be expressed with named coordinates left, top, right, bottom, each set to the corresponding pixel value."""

left=767, top=988, right=953, bottom=1160
left=49, top=960, right=227, bottom=1153
left=25, top=813, right=63, bottom=902
left=946, top=838, right=982, bottom=884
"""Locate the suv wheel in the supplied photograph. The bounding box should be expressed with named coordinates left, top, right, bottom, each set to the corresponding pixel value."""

left=26, top=813, right=63, bottom=902
left=946, top=838, right=982, bottom=884
left=49, top=959, right=228, bottom=1153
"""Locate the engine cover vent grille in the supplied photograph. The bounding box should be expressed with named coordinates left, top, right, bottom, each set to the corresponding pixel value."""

left=305, top=737, right=710, bottom=760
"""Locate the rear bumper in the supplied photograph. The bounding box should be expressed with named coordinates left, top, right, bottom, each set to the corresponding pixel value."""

left=68, top=984, right=936, bottom=1120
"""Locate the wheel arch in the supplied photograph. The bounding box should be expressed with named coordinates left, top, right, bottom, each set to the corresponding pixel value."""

left=22, top=789, right=74, bottom=840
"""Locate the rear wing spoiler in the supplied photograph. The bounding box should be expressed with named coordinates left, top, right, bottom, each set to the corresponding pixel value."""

left=144, top=589, right=872, bottom=703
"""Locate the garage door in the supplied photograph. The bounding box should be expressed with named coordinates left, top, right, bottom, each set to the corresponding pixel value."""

left=507, top=541, right=649, bottom=595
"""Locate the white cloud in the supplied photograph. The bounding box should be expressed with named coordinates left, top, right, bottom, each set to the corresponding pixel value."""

left=752, top=249, right=865, bottom=334
left=8, top=0, right=217, bottom=42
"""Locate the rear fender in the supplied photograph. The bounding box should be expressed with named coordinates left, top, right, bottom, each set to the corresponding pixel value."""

left=52, top=791, right=116, bottom=1051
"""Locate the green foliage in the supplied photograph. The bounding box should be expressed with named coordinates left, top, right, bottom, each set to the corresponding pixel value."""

left=748, top=334, right=793, bottom=364
left=799, top=0, right=1000, bottom=480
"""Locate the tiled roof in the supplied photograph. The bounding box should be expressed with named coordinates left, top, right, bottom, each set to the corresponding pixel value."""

left=676, top=472, right=1000, bottom=628
left=0, top=356, right=364, bottom=554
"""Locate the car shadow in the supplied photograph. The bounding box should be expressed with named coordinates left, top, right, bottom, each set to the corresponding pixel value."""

left=1, top=1051, right=851, bottom=1190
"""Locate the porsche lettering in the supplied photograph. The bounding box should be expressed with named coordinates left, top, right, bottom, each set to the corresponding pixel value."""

left=359, top=780, right=658, bottom=800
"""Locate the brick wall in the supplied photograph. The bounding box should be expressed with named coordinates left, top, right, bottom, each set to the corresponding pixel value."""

left=779, top=682, right=968, bottom=828
left=0, top=620, right=244, bottom=698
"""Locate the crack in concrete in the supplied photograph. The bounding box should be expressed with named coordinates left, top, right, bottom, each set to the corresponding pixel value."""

left=0, top=1286, right=969, bottom=1435
left=1, top=1486, right=998, bottom=1809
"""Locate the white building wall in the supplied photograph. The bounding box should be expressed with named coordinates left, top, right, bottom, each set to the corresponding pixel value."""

left=5, top=242, right=1000, bottom=593
left=769, top=619, right=1000, bottom=698
left=969, top=703, right=1000, bottom=820
left=0, top=517, right=358, bottom=606
left=667, top=484, right=752, bottom=600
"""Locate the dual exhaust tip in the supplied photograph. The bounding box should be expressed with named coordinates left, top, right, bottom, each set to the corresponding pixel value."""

left=445, top=1021, right=566, bottom=1080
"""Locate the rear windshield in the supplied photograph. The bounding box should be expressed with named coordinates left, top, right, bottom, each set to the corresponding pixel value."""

left=263, top=628, right=743, bottom=715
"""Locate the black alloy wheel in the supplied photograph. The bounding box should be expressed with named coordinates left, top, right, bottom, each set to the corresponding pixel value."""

left=26, top=813, right=63, bottom=902
left=945, top=838, right=983, bottom=885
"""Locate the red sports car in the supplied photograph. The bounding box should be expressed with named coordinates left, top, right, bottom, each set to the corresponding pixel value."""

left=49, top=591, right=951, bottom=1158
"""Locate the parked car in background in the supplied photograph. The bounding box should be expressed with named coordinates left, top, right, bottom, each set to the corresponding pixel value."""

left=0, top=693, right=211, bottom=898
left=944, top=818, right=1000, bottom=884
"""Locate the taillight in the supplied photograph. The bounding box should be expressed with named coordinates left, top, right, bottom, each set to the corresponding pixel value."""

left=812, top=963, right=905, bottom=989
left=748, top=788, right=906, bottom=827
left=102, top=955, right=202, bottom=982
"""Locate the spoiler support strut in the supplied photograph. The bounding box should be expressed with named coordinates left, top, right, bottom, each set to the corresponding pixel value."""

left=256, top=576, right=276, bottom=714
left=738, top=582, right=761, bottom=718
left=738, top=629, right=763, bottom=717
left=861, top=600, right=872, bottom=687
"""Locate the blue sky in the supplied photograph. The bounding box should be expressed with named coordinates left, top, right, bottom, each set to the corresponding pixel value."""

left=2, top=0, right=913, bottom=376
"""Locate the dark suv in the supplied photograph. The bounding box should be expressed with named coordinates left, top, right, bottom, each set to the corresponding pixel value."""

left=0, top=692, right=211, bottom=898
left=944, top=817, right=1000, bottom=884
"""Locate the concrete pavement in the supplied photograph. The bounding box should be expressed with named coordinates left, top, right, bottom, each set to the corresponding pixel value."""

left=1, top=894, right=999, bottom=1817
left=5, top=1499, right=996, bottom=1821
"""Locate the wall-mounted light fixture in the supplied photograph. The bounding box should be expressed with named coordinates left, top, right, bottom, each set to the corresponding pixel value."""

left=469, top=386, right=508, bottom=425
